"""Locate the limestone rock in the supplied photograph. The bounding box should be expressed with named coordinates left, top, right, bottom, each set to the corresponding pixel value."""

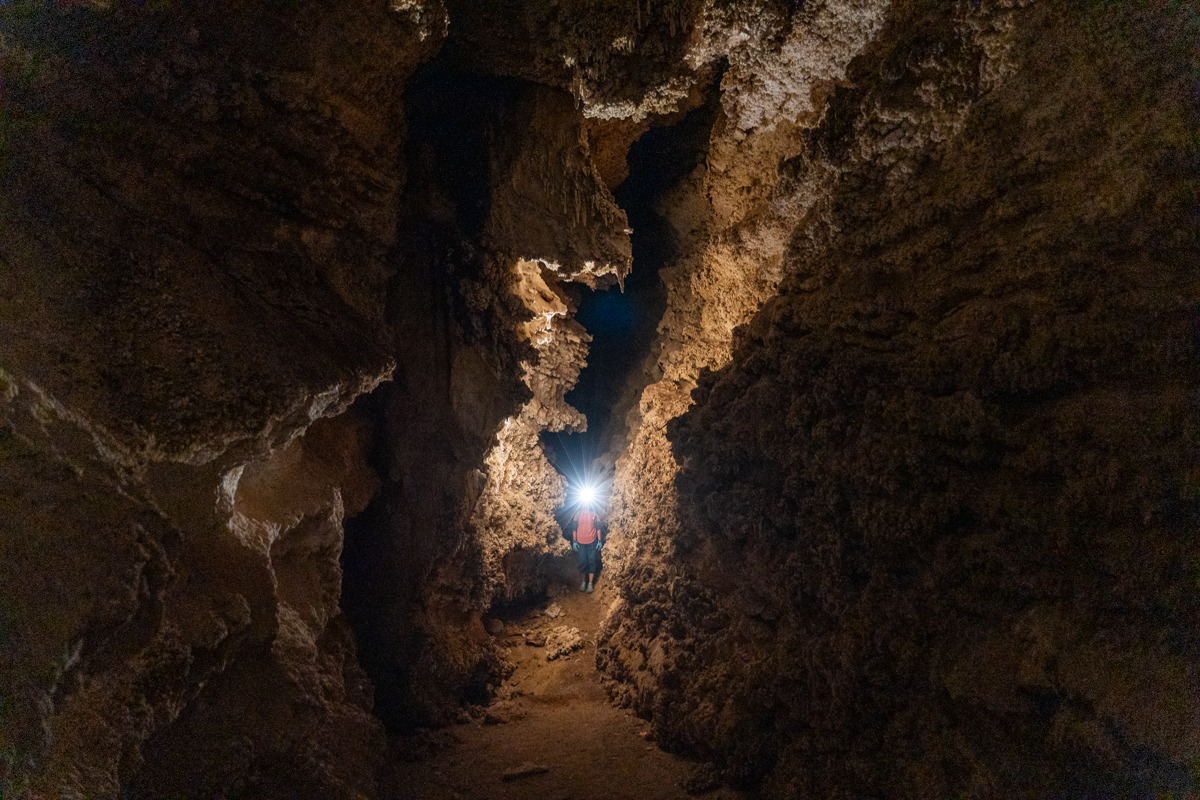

left=500, top=762, right=551, bottom=782
left=545, top=626, right=584, bottom=661
left=600, top=3, right=1200, bottom=798
left=0, top=3, right=431, bottom=796
left=3, top=2, right=1196, bottom=798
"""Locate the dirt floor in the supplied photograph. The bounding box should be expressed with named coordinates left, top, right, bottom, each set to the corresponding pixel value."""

left=384, top=558, right=747, bottom=800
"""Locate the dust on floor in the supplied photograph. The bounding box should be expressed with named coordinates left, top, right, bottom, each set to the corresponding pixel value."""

left=383, top=569, right=746, bottom=800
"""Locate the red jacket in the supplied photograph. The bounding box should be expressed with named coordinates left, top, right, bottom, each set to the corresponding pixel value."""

left=572, top=510, right=603, bottom=545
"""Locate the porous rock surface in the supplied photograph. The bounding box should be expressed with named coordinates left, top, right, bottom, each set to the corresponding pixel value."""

left=0, top=2, right=448, bottom=796
left=601, top=2, right=1200, bottom=798
left=337, top=49, right=632, bottom=729
left=1, top=0, right=640, bottom=791
left=1, top=1, right=1197, bottom=799
left=0, top=2, right=434, bottom=797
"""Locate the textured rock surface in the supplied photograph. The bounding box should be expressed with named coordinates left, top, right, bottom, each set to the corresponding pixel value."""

left=2, top=0, right=1197, bottom=798
left=600, top=0, right=892, bottom=580
left=338, top=52, right=632, bottom=731
left=0, top=2, right=432, bottom=796
left=601, top=2, right=1200, bottom=797
left=545, top=625, right=585, bottom=661
left=1, top=2, right=636, bottom=790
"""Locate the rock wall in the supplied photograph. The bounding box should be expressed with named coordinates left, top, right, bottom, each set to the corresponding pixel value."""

left=601, top=1, right=1200, bottom=797
left=3, top=0, right=1197, bottom=797
left=0, top=2, right=434, bottom=796
left=1, top=0, right=641, bottom=789
left=335, top=46, right=637, bottom=727
left=600, top=0, right=891, bottom=582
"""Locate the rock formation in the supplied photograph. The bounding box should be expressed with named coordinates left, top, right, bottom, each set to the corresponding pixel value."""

left=600, top=2, right=1200, bottom=798
left=1, top=3, right=426, bottom=796
left=1, top=1, right=1197, bottom=798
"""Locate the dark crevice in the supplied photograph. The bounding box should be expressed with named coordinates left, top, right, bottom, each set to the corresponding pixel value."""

left=341, top=57, right=533, bottom=735
left=543, top=79, right=722, bottom=476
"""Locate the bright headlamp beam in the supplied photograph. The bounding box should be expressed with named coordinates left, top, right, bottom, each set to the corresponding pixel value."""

left=578, top=484, right=597, bottom=506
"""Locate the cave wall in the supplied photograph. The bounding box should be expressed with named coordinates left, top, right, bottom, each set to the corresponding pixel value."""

left=0, top=2, right=436, bottom=796
left=1, top=0, right=650, bottom=789
left=2, top=0, right=1197, bottom=797
left=334, top=0, right=802, bottom=732
left=337, top=56, right=635, bottom=729
left=601, top=1, right=1200, bottom=797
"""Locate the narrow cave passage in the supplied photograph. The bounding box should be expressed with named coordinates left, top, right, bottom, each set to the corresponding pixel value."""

left=337, top=57, right=729, bottom=794
left=6, top=3, right=1196, bottom=799
left=542, top=86, right=721, bottom=485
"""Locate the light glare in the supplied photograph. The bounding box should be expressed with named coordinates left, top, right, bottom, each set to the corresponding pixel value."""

left=578, top=484, right=597, bottom=506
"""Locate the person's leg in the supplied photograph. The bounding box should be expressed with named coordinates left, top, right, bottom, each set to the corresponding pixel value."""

left=576, top=543, right=589, bottom=590
left=584, top=544, right=596, bottom=592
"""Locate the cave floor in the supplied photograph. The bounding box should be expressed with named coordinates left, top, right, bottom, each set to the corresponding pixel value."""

left=383, top=570, right=747, bottom=800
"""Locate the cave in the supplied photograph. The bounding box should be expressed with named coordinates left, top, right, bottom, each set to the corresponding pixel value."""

left=2, top=2, right=1198, bottom=800
left=548, top=77, right=721, bottom=475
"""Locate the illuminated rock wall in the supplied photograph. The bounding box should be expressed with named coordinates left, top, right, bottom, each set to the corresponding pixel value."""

left=600, top=2, right=1200, bottom=797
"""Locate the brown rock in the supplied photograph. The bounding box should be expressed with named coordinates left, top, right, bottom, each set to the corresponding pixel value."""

left=600, top=3, right=1200, bottom=798
left=545, top=626, right=584, bottom=661
left=2, top=2, right=1196, bottom=799
left=500, top=763, right=551, bottom=782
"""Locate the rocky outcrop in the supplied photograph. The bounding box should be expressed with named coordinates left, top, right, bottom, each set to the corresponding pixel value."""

left=601, top=2, right=1200, bottom=797
left=601, top=0, right=891, bottom=580
left=126, top=411, right=389, bottom=799
left=440, top=0, right=708, bottom=123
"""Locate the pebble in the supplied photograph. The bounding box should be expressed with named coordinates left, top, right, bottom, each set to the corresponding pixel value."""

left=501, top=762, right=550, bottom=782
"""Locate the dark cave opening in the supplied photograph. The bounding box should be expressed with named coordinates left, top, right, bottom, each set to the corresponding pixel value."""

left=541, top=83, right=722, bottom=482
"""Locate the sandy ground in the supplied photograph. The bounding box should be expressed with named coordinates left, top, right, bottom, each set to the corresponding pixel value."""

left=383, top=559, right=747, bottom=800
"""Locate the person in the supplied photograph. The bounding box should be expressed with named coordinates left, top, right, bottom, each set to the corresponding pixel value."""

left=570, top=506, right=605, bottom=593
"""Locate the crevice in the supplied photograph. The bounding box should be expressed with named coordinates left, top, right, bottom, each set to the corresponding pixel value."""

left=542, top=78, right=722, bottom=477
left=339, top=57, right=532, bottom=735
left=7, top=4, right=1198, bottom=799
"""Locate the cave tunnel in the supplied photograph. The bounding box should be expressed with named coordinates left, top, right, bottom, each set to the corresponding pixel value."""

left=543, top=75, right=721, bottom=501
left=1, top=2, right=1198, bottom=800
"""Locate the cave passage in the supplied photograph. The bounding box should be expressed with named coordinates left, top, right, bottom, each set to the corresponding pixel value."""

left=542, top=87, right=721, bottom=485
left=6, top=2, right=1197, bottom=798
